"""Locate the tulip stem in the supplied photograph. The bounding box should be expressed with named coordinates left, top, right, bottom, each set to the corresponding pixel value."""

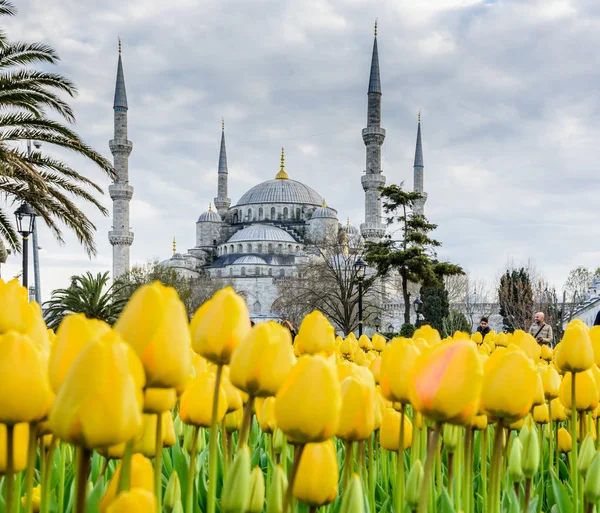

left=368, top=435, right=376, bottom=513
left=358, top=441, right=365, bottom=482
left=488, top=422, right=504, bottom=513
left=73, top=447, right=91, bottom=513
left=185, top=425, right=200, bottom=513
left=396, top=404, right=406, bottom=513
left=571, top=372, right=579, bottom=513
left=481, top=427, right=487, bottom=512
left=343, top=441, right=353, bottom=489
left=23, top=422, right=38, bottom=513
left=58, top=443, right=66, bottom=513
left=283, top=443, right=305, bottom=513
left=523, top=477, right=532, bottom=513
left=555, top=421, right=560, bottom=475
left=118, top=438, right=134, bottom=493
left=548, top=401, right=554, bottom=471
left=239, top=396, right=255, bottom=448
left=207, top=364, right=224, bottom=513
left=41, top=436, right=59, bottom=513
left=417, top=422, right=441, bottom=513
left=155, top=412, right=164, bottom=511
left=4, top=424, right=15, bottom=513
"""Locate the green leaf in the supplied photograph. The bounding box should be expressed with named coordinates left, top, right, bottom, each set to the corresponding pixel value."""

left=438, top=487, right=456, bottom=513
left=550, top=469, right=573, bottom=513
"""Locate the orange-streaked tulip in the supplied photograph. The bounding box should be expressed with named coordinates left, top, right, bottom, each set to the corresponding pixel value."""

left=190, top=287, right=251, bottom=365
left=409, top=340, right=482, bottom=425
left=0, top=331, right=53, bottom=425
left=559, top=369, right=599, bottom=412
left=556, top=321, right=594, bottom=373
left=0, top=423, right=29, bottom=473
left=179, top=371, right=228, bottom=427
left=294, top=311, right=336, bottom=356
left=380, top=338, right=420, bottom=404
left=99, top=454, right=154, bottom=512
left=49, top=330, right=145, bottom=449
left=480, top=347, right=537, bottom=423
left=275, top=355, right=341, bottom=444
left=115, top=282, right=192, bottom=389
left=292, top=440, right=338, bottom=507
left=380, top=408, right=412, bottom=451
left=230, top=321, right=294, bottom=397
left=336, top=375, right=377, bottom=441
left=105, top=489, right=157, bottom=513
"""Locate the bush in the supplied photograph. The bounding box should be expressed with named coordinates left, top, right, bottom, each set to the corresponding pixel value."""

left=400, top=323, right=416, bottom=338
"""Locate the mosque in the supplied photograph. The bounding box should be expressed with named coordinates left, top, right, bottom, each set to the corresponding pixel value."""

left=107, top=27, right=427, bottom=322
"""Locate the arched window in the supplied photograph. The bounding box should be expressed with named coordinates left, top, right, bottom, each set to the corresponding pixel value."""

left=213, top=239, right=217, bottom=246
left=268, top=243, right=273, bottom=253
left=258, top=244, right=263, bottom=253
left=258, top=207, right=263, bottom=220
left=230, top=245, right=234, bottom=253
left=217, top=270, right=222, bottom=277
left=288, top=244, right=292, bottom=252
left=271, top=207, right=276, bottom=219
left=279, top=269, right=285, bottom=277
left=237, top=244, right=243, bottom=253
left=247, top=208, right=252, bottom=221
left=255, top=267, right=260, bottom=276
left=296, top=208, right=301, bottom=219
left=283, top=207, right=288, bottom=219
left=229, top=267, right=233, bottom=276
left=223, top=246, right=227, bottom=255
left=268, top=268, right=272, bottom=276
left=296, top=245, right=300, bottom=252
left=233, top=212, right=238, bottom=223
left=241, top=267, right=246, bottom=276
left=247, top=243, right=252, bottom=253
left=277, top=243, right=282, bottom=253
left=253, top=301, right=261, bottom=314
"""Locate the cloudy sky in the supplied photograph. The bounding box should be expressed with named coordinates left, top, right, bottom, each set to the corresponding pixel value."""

left=2, top=0, right=600, bottom=301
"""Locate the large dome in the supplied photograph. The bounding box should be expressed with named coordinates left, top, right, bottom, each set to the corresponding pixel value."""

left=235, top=178, right=323, bottom=207
left=228, top=224, right=296, bottom=243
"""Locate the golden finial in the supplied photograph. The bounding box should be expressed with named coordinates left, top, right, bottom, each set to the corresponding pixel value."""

left=172, top=237, right=176, bottom=255
left=118, top=37, right=122, bottom=55
left=346, top=217, right=350, bottom=226
left=322, top=199, right=327, bottom=208
left=221, top=118, right=224, bottom=132
left=208, top=202, right=212, bottom=212
left=418, top=110, right=421, bottom=124
left=374, top=19, right=378, bottom=37
left=343, top=231, right=349, bottom=255
left=275, top=147, right=289, bottom=179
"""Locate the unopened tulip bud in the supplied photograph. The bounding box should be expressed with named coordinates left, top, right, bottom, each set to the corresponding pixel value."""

left=339, top=474, right=364, bottom=513
left=164, top=472, right=181, bottom=509
left=406, top=460, right=424, bottom=511
left=183, top=425, right=204, bottom=455
left=579, top=433, right=596, bottom=479
left=273, top=427, right=285, bottom=455
left=221, top=446, right=251, bottom=513
left=520, top=420, right=539, bottom=479
left=266, top=465, right=287, bottom=513
left=585, top=453, right=600, bottom=504
left=558, top=427, right=572, bottom=453
left=247, top=467, right=265, bottom=513
left=443, top=424, right=461, bottom=454
left=508, top=438, right=524, bottom=483
left=171, top=500, right=184, bottom=513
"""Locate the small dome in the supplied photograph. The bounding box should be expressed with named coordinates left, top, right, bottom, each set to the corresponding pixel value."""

left=233, top=255, right=267, bottom=265
left=311, top=204, right=338, bottom=220
left=198, top=204, right=222, bottom=223
left=228, top=224, right=296, bottom=243
left=171, top=252, right=185, bottom=261
left=343, top=218, right=360, bottom=235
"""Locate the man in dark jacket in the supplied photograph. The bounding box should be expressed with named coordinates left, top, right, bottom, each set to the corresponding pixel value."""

left=476, top=317, right=491, bottom=339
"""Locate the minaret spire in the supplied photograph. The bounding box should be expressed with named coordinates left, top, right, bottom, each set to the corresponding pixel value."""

left=214, top=119, right=231, bottom=216
left=360, top=23, right=386, bottom=241
left=413, top=111, right=427, bottom=216
left=275, top=147, right=289, bottom=179
left=108, top=40, right=134, bottom=279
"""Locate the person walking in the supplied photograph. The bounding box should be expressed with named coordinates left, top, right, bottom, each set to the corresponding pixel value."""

left=528, top=312, right=553, bottom=346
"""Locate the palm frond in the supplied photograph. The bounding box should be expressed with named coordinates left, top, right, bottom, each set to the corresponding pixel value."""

left=0, top=205, right=19, bottom=251
left=0, top=42, right=59, bottom=69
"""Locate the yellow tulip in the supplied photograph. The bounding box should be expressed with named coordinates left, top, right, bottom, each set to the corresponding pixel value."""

left=179, top=371, right=228, bottom=427
left=480, top=346, right=537, bottom=422
left=540, top=364, right=561, bottom=400
left=115, top=282, right=192, bottom=389
left=369, top=356, right=381, bottom=384
left=358, top=334, right=372, bottom=351
left=336, top=375, right=377, bottom=442
left=221, top=367, right=244, bottom=413
left=225, top=408, right=244, bottom=433
left=191, top=287, right=251, bottom=365
left=354, top=348, right=366, bottom=366
left=533, top=403, right=549, bottom=424
left=192, top=353, right=209, bottom=376
left=372, top=333, right=386, bottom=352
left=550, top=398, right=567, bottom=421
left=380, top=408, right=413, bottom=451
left=20, top=484, right=41, bottom=512
left=556, top=320, right=594, bottom=373
left=143, top=388, right=177, bottom=414
left=508, top=418, right=524, bottom=431
left=48, top=314, right=111, bottom=393
left=49, top=330, right=145, bottom=449
left=275, top=355, right=341, bottom=444
left=512, top=330, right=541, bottom=361
left=472, top=332, right=483, bottom=345
left=0, top=423, right=29, bottom=473
left=0, top=279, right=32, bottom=334
left=558, top=427, right=572, bottom=453
left=380, top=338, right=420, bottom=404
left=496, top=332, right=508, bottom=347
left=413, top=325, right=441, bottom=346
left=230, top=321, right=294, bottom=397
left=339, top=338, right=354, bottom=359
left=374, top=391, right=386, bottom=431
left=259, top=397, right=277, bottom=434
left=533, top=373, right=545, bottom=406
left=99, top=454, right=154, bottom=512
left=559, top=370, right=599, bottom=412
left=590, top=327, right=600, bottom=367
left=541, top=344, right=553, bottom=361
left=105, top=489, right=157, bottom=513
left=292, top=440, right=338, bottom=507
left=471, top=414, right=488, bottom=431
left=0, top=332, right=53, bottom=425
left=294, top=311, right=336, bottom=356
left=409, top=340, right=483, bottom=425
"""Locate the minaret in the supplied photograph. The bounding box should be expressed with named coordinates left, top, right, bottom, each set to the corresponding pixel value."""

left=214, top=119, right=231, bottom=217
left=413, top=111, right=427, bottom=216
left=360, top=21, right=386, bottom=241
left=108, top=39, right=134, bottom=279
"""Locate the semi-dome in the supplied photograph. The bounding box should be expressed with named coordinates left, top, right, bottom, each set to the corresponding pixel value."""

left=228, top=224, right=296, bottom=243
left=197, top=203, right=222, bottom=223
left=235, top=178, right=323, bottom=207
left=311, top=200, right=338, bottom=220
left=343, top=218, right=360, bottom=234
left=233, top=255, right=267, bottom=265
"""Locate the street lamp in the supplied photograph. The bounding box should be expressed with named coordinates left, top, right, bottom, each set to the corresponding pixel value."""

left=413, top=297, right=423, bottom=328
left=14, top=202, right=36, bottom=289
left=354, top=256, right=367, bottom=336
left=374, top=315, right=381, bottom=333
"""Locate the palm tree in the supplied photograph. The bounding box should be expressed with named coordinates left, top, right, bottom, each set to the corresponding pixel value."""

left=43, top=271, right=127, bottom=330
left=0, top=0, right=114, bottom=255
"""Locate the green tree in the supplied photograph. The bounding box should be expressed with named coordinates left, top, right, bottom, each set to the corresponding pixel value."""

left=0, top=0, right=113, bottom=255
left=442, top=310, right=471, bottom=337
left=498, top=268, right=533, bottom=332
left=421, top=283, right=450, bottom=334
left=364, top=184, right=463, bottom=324
left=43, top=271, right=127, bottom=330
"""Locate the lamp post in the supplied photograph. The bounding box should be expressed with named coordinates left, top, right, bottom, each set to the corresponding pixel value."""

left=413, top=297, right=423, bottom=328
left=14, top=202, right=36, bottom=289
left=354, top=256, right=367, bottom=336
left=374, top=315, right=381, bottom=333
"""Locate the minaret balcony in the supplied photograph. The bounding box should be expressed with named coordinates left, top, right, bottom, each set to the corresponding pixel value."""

left=362, top=126, right=386, bottom=145
left=109, top=183, right=134, bottom=200
left=109, top=231, right=134, bottom=246
left=109, top=139, right=133, bottom=156
left=361, top=173, right=386, bottom=191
